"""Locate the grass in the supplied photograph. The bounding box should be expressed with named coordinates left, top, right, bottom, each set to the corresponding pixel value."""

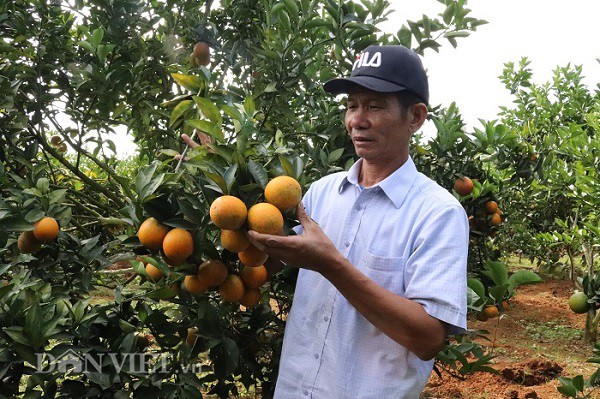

left=521, top=319, right=584, bottom=342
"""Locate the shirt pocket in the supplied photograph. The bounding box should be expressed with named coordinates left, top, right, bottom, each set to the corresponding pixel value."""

left=361, top=251, right=407, bottom=295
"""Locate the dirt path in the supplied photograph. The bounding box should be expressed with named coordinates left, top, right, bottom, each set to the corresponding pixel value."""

left=422, top=278, right=600, bottom=399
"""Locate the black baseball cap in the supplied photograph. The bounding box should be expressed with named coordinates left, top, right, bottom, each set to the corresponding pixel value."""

left=323, top=45, right=429, bottom=104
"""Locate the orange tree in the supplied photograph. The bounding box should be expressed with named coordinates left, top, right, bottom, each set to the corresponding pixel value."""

left=0, top=0, right=501, bottom=397
left=490, top=59, right=599, bottom=337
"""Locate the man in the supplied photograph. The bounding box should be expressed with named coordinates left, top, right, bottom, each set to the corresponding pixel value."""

left=247, top=45, right=469, bottom=398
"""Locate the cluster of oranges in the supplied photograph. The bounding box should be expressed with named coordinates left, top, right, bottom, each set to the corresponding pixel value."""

left=137, top=218, right=193, bottom=266
left=454, top=176, right=503, bottom=229
left=17, top=217, right=60, bottom=254
left=207, top=175, right=302, bottom=305
left=135, top=175, right=302, bottom=308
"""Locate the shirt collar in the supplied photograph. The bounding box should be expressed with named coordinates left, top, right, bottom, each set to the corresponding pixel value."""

left=339, top=157, right=419, bottom=209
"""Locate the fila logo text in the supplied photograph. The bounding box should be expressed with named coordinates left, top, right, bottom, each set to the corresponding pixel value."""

left=353, top=51, right=382, bottom=69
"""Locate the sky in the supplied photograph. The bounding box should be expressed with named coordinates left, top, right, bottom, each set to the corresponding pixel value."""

left=385, top=0, right=600, bottom=135
left=109, top=0, right=600, bottom=157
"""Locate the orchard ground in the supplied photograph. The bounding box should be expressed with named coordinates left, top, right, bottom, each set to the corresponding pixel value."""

left=95, top=257, right=599, bottom=399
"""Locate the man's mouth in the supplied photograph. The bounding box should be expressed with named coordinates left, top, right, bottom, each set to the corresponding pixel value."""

left=353, top=136, right=374, bottom=143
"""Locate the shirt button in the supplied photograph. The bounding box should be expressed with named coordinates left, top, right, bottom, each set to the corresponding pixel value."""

left=356, top=205, right=362, bottom=211
left=314, top=353, right=319, bottom=359
left=323, top=316, right=329, bottom=322
left=344, top=242, right=350, bottom=247
left=303, top=389, right=309, bottom=396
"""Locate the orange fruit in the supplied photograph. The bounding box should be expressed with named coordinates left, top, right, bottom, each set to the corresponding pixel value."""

left=138, top=217, right=170, bottom=251
left=56, top=142, right=68, bottom=153
left=501, top=300, right=510, bottom=310
left=218, top=274, right=245, bottom=302
left=197, top=259, right=228, bottom=287
left=238, top=244, right=268, bottom=267
left=247, top=203, right=284, bottom=235
left=490, top=213, right=502, bottom=226
left=485, top=201, right=498, bottom=214
left=569, top=292, right=590, bottom=314
left=192, top=42, right=210, bottom=66
left=184, top=275, right=209, bottom=295
left=467, top=215, right=475, bottom=230
left=264, top=176, right=302, bottom=212
left=145, top=264, right=165, bottom=282
left=135, top=332, right=152, bottom=350
left=239, top=288, right=262, bottom=308
left=483, top=305, right=499, bottom=319
left=475, top=311, right=488, bottom=322
left=453, top=177, right=474, bottom=196
left=162, top=228, right=194, bottom=265
left=17, top=230, right=42, bottom=253
left=220, top=229, right=251, bottom=253
left=240, top=265, right=268, bottom=289
left=50, top=135, right=62, bottom=145
left=209, top=196, right=247, bottom=230
left=33, top=217, right=59, bottom=242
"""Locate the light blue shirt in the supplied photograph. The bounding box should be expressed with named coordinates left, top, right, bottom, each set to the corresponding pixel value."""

left=274, top=157, right=468, bottom=399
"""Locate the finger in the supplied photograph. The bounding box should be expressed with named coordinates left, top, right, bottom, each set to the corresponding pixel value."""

left=247, top=230, right=293, bottom=249
left=296, top=202, right=316, bottom=228
left=246, top=230, right=266, bottom=251
left=181, top=133, right=200, bottom=149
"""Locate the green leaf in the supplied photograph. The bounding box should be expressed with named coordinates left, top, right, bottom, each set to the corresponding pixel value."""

left=169, top=100, right=194, bottom=126
left=507, top=270, right=542, bottom=289
left=248, top=160, right=268, bottom=188
left=186, top=119, right=224, bottom=141
left=49, top=189, right=67, bottom=204
left=218, top=337, right=239, bottom=375
left=90, top=27, right=104, bottom=47
left=442, top=3, right=455, bottom=24
left=327, top=148, right=344, bottom=164
left=201, top=170, right=227, bottom=194
left=283, top=0, right=299, bottom=16
left=4, top=327, right=29, bottom=346
left=78, top=40, right=94, bottom=53
left=193, top=96, right=222, bottom=125
left=171, top=73, right=204, bottom=92
left=483, top=260, right=508, bottom=286
left=279, top=156, right=294, bottom=177
left=97, top=44, right=110, bottom=63
left=467, top=277, right=486, bottom=300
left=224, top=164, right=238, bottom=192
left=556, top=384, right=578, bottom=397
left=572, top=374, right=584, bottom=391
left=444, top=30, right=471, bottom=38
left=243, top=96, right=255, bottom=116
left=25, top=209, right=45, bottom=223
left=488, top=284, right=509, bottom=303
left=397, top=26, right=412, bottom=48
left=0, top=216, right=33, bottom=232
left=36, top=178, right=50, bottom=194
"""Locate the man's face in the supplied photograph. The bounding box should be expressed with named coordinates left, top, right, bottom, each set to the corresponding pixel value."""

left=344, top=89, right=411, bottom=165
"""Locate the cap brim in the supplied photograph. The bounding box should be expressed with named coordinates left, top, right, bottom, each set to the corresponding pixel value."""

left=323, top=76, right=408, bottom=95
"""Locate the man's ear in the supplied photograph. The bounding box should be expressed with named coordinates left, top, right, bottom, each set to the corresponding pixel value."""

left=408, top=103, right=428, bottom=133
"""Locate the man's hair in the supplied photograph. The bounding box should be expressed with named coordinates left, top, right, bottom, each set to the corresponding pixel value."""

left=396, top=91, right=425, bottom=113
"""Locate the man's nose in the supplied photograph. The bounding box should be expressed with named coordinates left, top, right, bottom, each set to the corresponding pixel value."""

left=346, top=108, right=369, bottom=130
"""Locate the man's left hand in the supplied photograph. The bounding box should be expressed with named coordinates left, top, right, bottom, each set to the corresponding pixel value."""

left=246, top=203, right=341, bottom=273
